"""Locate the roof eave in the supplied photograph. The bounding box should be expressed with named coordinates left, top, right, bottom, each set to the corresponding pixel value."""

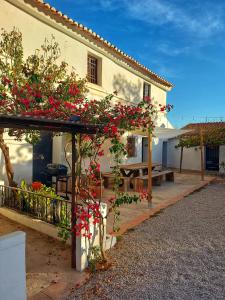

left=17, top=0, right=173, bottom=89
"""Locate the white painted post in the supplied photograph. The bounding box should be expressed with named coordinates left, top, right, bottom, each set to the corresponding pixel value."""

left=76, top=202, right=107, bottom=272
left=0, top=231, right=26, bottom=300
left=219, top=145, right=225, bottom=175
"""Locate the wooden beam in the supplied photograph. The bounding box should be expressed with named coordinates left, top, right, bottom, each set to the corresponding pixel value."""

left=71, top=134, right=76, bottom=268
left=147, top=131, right=152, bottom=207
left=200, top=127, right=204, bottom=181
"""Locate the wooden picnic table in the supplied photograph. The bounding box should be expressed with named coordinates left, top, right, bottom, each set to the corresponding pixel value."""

left=118, top=162, right=161, bottom=177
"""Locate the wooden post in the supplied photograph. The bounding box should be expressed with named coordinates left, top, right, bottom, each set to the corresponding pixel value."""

left=71, top=133, right=76, bottom=268
left=147, top=131, right=152, bottom=208
left=179, top=146, right=183, bottom=173
left=200, top=128, right=204, bottom=181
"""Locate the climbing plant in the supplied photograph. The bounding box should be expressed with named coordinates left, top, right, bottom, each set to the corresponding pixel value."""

left=0, top=28, right=173, bottom=264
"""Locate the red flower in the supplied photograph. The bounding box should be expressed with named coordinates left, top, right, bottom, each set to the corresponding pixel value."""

left=98, top=150, right=104, bottom=157
left=1, top=76, right=11, bottom=86
left=32, top=181, right=43, bottom=191
left=111, top=125, right=118, bottom=135
left=103, top=126, right=109, bottom=134
left=91, top=191, right=97, bottom=198
left=68, top=84, right=80, bottom=96
left=21, top=98, right=30, bottom=108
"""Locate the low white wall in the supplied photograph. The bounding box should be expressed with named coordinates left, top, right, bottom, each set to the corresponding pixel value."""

left=167, top=138, right=203, bottom=171
left=0, top=207, right=61, bottom=242
left=219, top=145, right=225, bottom=174
left=0, top=205, right=116, bottom=272
left=0, top=231, right=26, bottom=300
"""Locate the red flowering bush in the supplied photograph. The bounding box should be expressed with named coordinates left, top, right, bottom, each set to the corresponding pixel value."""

left=73, top=203, right=101, bottom=239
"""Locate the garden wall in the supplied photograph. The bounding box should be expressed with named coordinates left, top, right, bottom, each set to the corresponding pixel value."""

left=167, top=138, right=203, bottom=171
left=0, top=205, right=116, bottom=272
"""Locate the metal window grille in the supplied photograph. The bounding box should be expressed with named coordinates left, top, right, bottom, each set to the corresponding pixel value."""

left=127, top=136, right=137, bottom=157
left=143, top=82, right=151, bottom=98
left=88, top=55, right=98, bottom=84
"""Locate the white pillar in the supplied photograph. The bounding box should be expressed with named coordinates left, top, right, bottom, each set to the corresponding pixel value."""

left=219, top=145, right=225, bottom=175
left=0, top=231, right=26, bottom=300
left=76, top=202, right=107, bottom=272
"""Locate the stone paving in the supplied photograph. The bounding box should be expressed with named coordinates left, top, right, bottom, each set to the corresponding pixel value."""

left=104, top=172, right=214, bottom=234
left=68, top=182, right=225, bottom=300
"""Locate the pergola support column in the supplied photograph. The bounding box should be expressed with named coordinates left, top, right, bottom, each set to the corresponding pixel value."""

left=71, top=133, right=77, bottom=269
left=200, top=128, right=204, bottom=181
left=147, top=131, right=152, bottom=208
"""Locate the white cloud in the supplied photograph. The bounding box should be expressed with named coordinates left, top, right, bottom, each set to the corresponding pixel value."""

left=157, top=43, right=191, bottom=56
left=95, top=0, right=224, bottom=39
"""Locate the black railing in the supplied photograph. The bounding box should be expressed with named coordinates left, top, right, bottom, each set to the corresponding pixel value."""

left=0, top=185, right=71, bottom=226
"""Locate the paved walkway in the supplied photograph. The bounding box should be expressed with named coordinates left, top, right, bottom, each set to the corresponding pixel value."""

left=105, top=173, right=214, bottom=234
left=68, top=182, right=225, bottom=300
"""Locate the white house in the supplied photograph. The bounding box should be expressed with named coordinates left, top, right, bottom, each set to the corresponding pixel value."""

left=0, top=0, right=173, bottom=184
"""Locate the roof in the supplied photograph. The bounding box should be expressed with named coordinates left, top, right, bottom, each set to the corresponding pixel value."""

left=183, top=122, right=225, bottom=130
left=23, top=0, right=173, bottom=89
left=0, top=114, right=103, bottom=134
left=181, top=122, right=225, bottom=136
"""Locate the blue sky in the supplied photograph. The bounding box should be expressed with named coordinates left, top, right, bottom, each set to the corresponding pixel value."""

left=48, top=0, right=225, bottom=127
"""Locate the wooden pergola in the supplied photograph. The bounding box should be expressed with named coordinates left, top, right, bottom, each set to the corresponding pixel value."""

left=179, top=122, right=225, bottom=180
left=0, top=114, right=103, bottom=269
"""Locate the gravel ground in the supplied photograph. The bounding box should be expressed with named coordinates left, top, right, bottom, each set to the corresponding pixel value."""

left=68, top=183, right=225, bottom=300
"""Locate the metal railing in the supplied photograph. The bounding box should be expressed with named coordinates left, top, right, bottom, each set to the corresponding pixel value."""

left=0, top=185, right=71, bottom=226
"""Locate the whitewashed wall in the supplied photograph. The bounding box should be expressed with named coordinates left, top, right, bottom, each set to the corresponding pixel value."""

left=0, top=133, right=33, bottom=184
left=219, top=145, right=225, bottom=174
left=0, top=0, right=169, bottom=103
left=167, top=138, right=203, bottom=171
left=0, top=231, right=26, bottom=300
left=0, top=0, right=171, bottom=182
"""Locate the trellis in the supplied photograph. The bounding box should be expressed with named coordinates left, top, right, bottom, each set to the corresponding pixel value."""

left=0, top=114, right=103, bottom=269
left=177, top=124, right=225, bottom=179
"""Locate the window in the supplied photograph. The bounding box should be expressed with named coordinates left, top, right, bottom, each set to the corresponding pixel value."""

left=87, top=55, right=98, bottom=84
left=127, top=136, right=137, bottom=157
left=143, top=82, right=151, bottom=99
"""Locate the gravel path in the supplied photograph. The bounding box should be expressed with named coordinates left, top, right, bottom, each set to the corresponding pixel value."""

left=69, top=183, right=225, bottom=300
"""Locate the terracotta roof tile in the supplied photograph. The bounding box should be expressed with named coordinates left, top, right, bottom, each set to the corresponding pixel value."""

left=24, top=0, right=173, bottom=89
left=183, top=122, right=225, bottom=130
left=182, top=122, right=225, bottom=135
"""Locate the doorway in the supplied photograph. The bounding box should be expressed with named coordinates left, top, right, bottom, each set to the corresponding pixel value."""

left=205, top=145, right=219, bottom=171
left=33, top=132, right=53, bottom=184
left=162, top=141, right=168, bottom=168
left=142, top=137, right=148, bottom=162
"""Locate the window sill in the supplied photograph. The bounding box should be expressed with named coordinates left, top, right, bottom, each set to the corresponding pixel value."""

left=87, top=82, right=105, bottom=93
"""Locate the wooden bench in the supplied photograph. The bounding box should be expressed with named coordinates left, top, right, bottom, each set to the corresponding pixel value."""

left=134, top=170, right=174, bottom=191
left=102, top=172, right=131, bottom=192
